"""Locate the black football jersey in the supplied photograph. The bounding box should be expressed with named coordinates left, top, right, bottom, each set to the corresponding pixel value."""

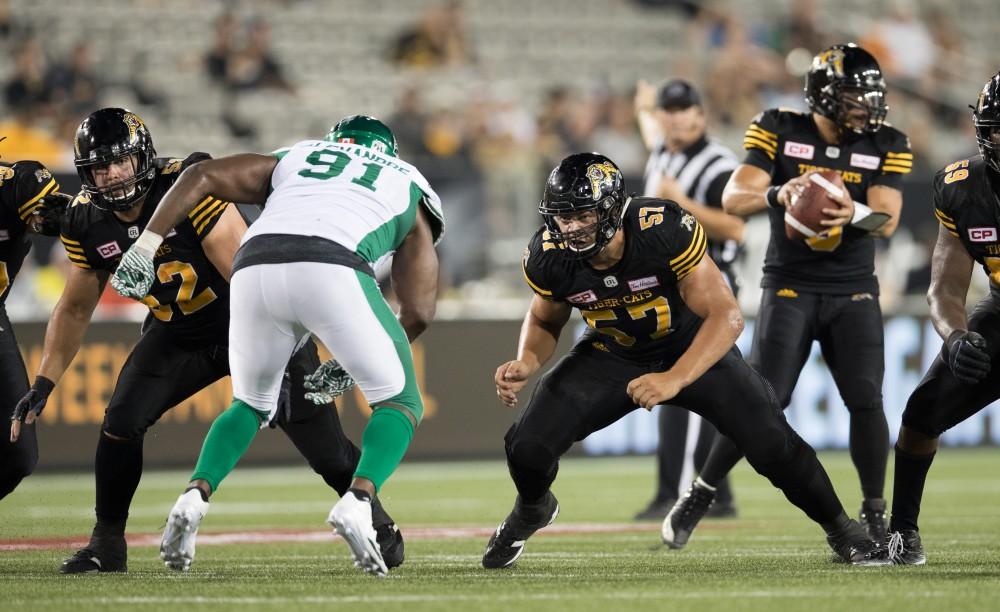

left=932, top=156, right=1000, bottom=286
left=60, top=154, right=233, bottom=342
left=743, top=108, right=912, bottom=294
left=522, top=198, right=706, bottom=364
left=0, top=161, right=59, bottom=304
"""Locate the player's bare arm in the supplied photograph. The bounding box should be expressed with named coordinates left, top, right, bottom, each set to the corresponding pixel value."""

left=201, top=204, right=249, bottom=282
left=495, top=296, right=572, bottom=407
left=391, top=206, right=439, bottom=342
left=634, top=79, right=662, bottom=151
left=144, top=154, right=278, bottom=238
left=658, top=175, right=745, bottom=242
left=721, top=164, right=790, bottom=216
left=927, top=224, right=975, bottom=342
left=10, top=266, right=106, bottom=440
left=862, top=185, right=902, bottom=237
left=627, top=256, right=743, bottom=409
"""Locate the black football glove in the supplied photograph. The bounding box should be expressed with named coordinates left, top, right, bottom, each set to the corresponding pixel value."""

left=12, top=376, right=56, bottom=423
left=30, top=192, right=72, bottom=236
left=946, top=330, right=991, bottom=384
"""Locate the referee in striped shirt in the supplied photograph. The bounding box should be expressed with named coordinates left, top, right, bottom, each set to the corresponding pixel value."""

left=633, top=78, right=744, bottom=520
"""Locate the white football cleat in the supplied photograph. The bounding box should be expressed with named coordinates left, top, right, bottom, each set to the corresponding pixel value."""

left=327, top=491, right=388, bottom=577
left=160, top=488, right=209, bottom=572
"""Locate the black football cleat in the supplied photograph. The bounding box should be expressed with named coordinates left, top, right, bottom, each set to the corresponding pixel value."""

left=826, top=519, right=890, bottom=566
left=371, top=496, right=404, bottom=570
left=887, top=529, right=926, bottom=566
left=482, top=492, right=559, bottom=569
left=60, top=535, right=128, bottom=574
left=661, top=480, right=715, bottom=549
left=859, top=498, right=887, bottom=542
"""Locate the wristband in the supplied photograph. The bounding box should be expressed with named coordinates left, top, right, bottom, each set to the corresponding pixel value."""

left=765, top=185, right=782, bottom=208
left=134, top=229, right=164, bottom=256
left=32, top=375, right=55, bottom=396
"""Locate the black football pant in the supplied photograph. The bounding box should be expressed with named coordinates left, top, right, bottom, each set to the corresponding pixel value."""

left=504, top=341, right=845, bottom=526
left=93, top=324, right=360, bottom=530
left=700, top=290, right=889, bottom=501
left=891, top=290, right=1000, bottom=532
left=0, top=306, right=37, bottom=500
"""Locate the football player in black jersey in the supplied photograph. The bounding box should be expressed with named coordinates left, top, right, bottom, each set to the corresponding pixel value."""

left=8, top=108, right=403, bottom=573
left=0, top=160, right=69, bottom=500
left=886, top=72, right=1000, bottom=565
left=663, top=44, right=912, bottom=548
left=482, top=152, right=887, bottom=569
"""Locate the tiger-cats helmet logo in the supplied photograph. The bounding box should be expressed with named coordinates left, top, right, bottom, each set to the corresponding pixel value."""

left=586, top=162, right=619, bottom=202
left=817, top=47, right=845, bottom=77
left=123, top=112, right=146, bottom=142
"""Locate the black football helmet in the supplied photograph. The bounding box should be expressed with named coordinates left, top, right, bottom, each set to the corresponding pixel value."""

left=73, top=108, right=157, bottom=211
left=538, top=152, right=627, bottom=260
left=805, top=44, right=888, bottom=135
left=973, top=71, right=1000, bottom=173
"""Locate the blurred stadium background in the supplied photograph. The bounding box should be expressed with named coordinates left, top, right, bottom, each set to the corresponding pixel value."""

left=2, top=0, right=999, bottom=469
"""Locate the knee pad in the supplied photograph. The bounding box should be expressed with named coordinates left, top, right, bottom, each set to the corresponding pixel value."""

left=747, top=432, right=817, bottom=491
left=841, top=383, right=882, bottom=413
left=102, top=410, right=146, bottom=441
left=504, top=430, right=557, bottom=472
left=901, top=396, right=946, bottom=438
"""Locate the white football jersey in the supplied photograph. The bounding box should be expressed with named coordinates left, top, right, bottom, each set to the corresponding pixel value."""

left=246, top=139, right=444, bottom=263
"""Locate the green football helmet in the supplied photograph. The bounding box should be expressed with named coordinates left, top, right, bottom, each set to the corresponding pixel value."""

left=325, top=115, right=398, bottom=156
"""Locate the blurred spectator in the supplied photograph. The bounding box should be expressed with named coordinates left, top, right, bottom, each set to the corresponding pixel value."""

left=860, top=0, right=935, bottom=90
left=390, top=1, right=473, bottom=68
left=768, top=0, right=827, bottom=55
left=586, top=92, right=646, bottom=176
left=5, top=38, right=50, bottom=113
left=536, top=87, right=588, bottom=170
left=205, top=11, right=238, bottom=83
left=0, top=0, right=27, bottom=41
left=225, top=18, right=294, bottom=93
left=45, top=41, right=101, bottom=116
left=703, top=18, right=784, bottom=127
left=387, top=85, right=430, bottom=163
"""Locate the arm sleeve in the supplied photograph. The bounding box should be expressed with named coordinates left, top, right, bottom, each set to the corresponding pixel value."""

left=872, top=129, right=913, bottom=189
left=12, top=161, right=60, bottom=222
left=662, top=208, right=707, bottom=283
left=59, top=199, right=96, bottom=270
left=931, top=166, right=959, bottom=238
left=521, top=232, right=562, bottom=301
left=175, top=152, right=233, bottom=239
left=741, top=110, right=780, bottom=174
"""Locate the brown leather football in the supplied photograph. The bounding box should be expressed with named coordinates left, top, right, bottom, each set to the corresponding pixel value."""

left=784, top=170, right=848, bottom=241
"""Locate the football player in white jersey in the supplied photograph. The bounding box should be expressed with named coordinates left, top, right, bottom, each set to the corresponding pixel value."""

left=111, top=115, right=444, bottom=576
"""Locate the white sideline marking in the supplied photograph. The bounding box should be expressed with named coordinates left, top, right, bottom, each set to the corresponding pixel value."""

left=0, top=523, right=657, bottom=551
left=12, top=590, right=952, bottom=606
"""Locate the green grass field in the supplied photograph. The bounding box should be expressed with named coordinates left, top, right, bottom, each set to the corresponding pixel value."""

left=1, top=450, right=998, bottom=611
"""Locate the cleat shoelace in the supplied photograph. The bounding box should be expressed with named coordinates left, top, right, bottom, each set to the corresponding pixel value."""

left=887, top=531, right=904, bottom=562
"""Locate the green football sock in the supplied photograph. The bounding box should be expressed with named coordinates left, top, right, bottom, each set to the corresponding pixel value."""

left=190, top=399, right=266, bottom=493
left=354, top=407, right=415, bottom=492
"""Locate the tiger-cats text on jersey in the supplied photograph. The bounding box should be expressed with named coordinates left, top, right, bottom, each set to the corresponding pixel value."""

left=743, top=108, right=912, bottom=294
left=522, top=198, right=707, bottom=365
left=60, top=154, right=233, bottom=343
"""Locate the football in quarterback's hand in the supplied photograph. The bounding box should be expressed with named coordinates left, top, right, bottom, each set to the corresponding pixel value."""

left=784, top=170, right=848, bottom=241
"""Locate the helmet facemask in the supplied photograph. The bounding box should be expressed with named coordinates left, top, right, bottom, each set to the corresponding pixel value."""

left=540, top=195, right=624, bottom=260
left=835, top=85, right=888, bottom=135
left=79, top=152, right=153, bottom=212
